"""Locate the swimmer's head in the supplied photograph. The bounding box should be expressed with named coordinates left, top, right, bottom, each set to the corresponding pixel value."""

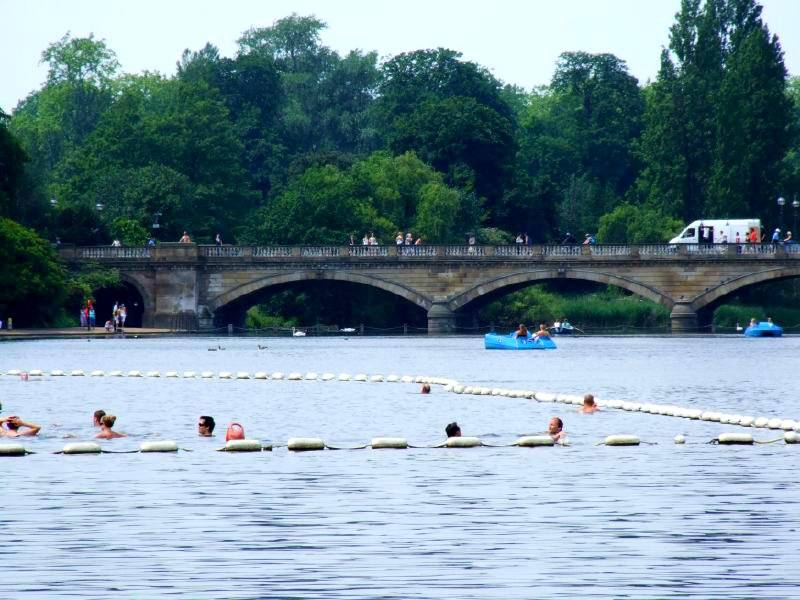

left=5, top=416, right=20, bottom=430
left=93, top=409, right=106, bottom=426
left=548, top=416, right=563, bottom=434
left=198, top=416, right=215, bottom=436
left=100, top=415, right=117, bottom=428
left=445, top=422, right=461, bottom=438
left=583, top=394, right=595, bottom=407
left=421, top=384, right=431, bottom=394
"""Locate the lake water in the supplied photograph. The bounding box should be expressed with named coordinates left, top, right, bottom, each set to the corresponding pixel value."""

left=2, top=335, right=799, bottom=599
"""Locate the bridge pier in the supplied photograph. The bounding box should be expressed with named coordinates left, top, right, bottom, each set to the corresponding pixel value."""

left=669, top=303, right=699, bottom=333
left=427, top=303, right=456, bottom=335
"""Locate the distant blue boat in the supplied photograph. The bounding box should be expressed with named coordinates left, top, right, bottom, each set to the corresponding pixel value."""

left=484, top=332, right=557, bottom=350
left=744, top=321, right=783, bottom=337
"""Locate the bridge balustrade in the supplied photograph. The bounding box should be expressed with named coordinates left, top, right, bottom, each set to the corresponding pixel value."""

left=202, top=246, right=245, bottom=258
left=399, top=246, right=438, bottom=257
left=252, top=246, right=293, bottom=257
left=78, top=246, right=152, bottom=259
left=445, top=245, right=484, bottom=257
left=349, top=246, right=390, bottom=257
left=301, top=246, right=341, bottom=257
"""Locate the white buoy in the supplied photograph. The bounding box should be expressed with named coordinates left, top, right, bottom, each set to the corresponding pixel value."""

left=183, top=371, right=196, bottom=378
left=370, top=375, right=384, bottom=382
left=271, top=372, right=284, bottom=380
left=767, top=417, right=783, bottom=430
left=453, top=385, right=464, bottom=394
left=128, top=370, right=142, bottom=377
left=287, top=437, right=325, bottom=451
left=305, top=372, right=318, bottom=381
left=28, top=369, right=44, bottom=377
left=780, top=419, right=796, bottom=431
left=794, top=422, right=800, bottom=433
left=90, top=370, right=105, bottom=377
left=445, top=436, right=482, bottom=448
left=463, top=387, right=474, bottom=394
left=108, top=370, right=124, bottom=377
left=354, top=374, right=367, bottom=382
left=140, top=440, right=179, bottom=453
left=444, top=385, right=453, bottom=392
left=371, top=437, right=409, bottom=449
left=7, top=369, right=21, bottom=376
left=165, top=371, right=179, bottom=378
left=401, top=375, right=414, bottom=384
left=753, top=417, right=769, bottom=428
left=219, top=371, right=232, bottom=379
left=603, top=435, right=641, bottom=446
left=535, top=392, right=556, bottom=402
left=71, top=369, right=85, bottom=377
left=514, top=436, right=555, bottom=447
left=51, top=370, right=65, bottom=376
left=63, top=442, right=102, bottom=454
left=386, top=375, right=399, bottom=383
left=287, top=372, right=302, bottom=380
left=717, top=432, right=754, bottom=445
left=784, top=432, right=799, bottom=444
left=146, top=371, right=160, bottom=378
left=254, top=372, right=268, bottom=380
left=236, top=372, right=251, bottom=379
left=0, top=444, right=27, bottom=456
left=674, top=435, right=686, bottom=444
left=321, top=373, right=335, bottom=381
left=337, top=373, right=350, bottom=381
left=200, top=371, right=214, bottom=379
left=738, top=416, right=755, bottom=427
left=225, top=439, right=263, bottom=452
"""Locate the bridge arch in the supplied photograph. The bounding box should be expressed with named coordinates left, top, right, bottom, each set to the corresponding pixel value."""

left=447, top=268, right=673, bottom=313
left=691, top=266, right=800, bottom=312
left=207, top=270, right=434, bottom=315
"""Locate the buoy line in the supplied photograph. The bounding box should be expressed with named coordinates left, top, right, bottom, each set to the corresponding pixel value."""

left=2, top=431, right=799, bottom=458
left=3, top=368, right=799, bottom=434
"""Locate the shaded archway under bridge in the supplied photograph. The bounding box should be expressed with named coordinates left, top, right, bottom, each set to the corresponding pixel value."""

left=208, top=272, right=429, bottom=333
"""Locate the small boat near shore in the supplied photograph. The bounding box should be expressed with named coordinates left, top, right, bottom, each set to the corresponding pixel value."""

left=744, top=321, right=782, bottom=337
left=484, top=332, right=557, bottom=350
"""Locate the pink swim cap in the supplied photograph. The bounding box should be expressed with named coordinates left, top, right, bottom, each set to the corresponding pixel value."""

left=226, top=423, right=245, bottom=441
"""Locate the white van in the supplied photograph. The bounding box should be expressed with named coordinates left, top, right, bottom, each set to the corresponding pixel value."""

left=669, top=219, right=761, bottom=244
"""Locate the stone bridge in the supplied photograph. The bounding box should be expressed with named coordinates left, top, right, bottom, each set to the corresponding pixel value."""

left=58, top=243, right=800, bottom=333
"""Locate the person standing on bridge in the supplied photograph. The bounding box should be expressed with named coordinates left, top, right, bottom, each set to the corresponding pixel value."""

left=179, top=231, right=192, bottom=243
left=215, top=233, right=223, bottom=246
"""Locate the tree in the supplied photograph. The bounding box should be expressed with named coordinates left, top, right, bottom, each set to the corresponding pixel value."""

left=597, top=204, right=683, bottom=244
left=0, top=217, right=66, bottom=326
left=0, top=111, right=29, bottom=218
left=413, top=183, right=461, bottom=242
left=637, top=0, right=791, bottom=222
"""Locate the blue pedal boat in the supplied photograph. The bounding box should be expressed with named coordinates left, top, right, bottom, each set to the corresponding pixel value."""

left=484, top=332, right=557, bottom=350
left=744, top=321, right=783, bottom=337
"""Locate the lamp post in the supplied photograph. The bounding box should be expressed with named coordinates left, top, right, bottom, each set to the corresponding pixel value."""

left=151, top=211, right=162, bottom=242
left=777, top=196, right=786, bottom=233
left=793, top=197, right=799, bottom=237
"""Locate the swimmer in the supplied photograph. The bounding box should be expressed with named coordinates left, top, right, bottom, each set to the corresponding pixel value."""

left=93, top=409, right=106, bottom=427
left=226, top=422, right=245, bottom=441
left=198, top=415, right=216, bottom=437
left=579, top=394, right=599, bottom=414
left=548, top=416, right=565, bottom=443
left=0, top=416, right=41, bottom=437
left=445, top=422, right=462, bottom=438
left=514, top=323, right=528, bottom=338
left=533, top=323, right=550, bottom=340
left=421, top=384, right=431, bottom=394
left=95, top=414, right=126, bottom=439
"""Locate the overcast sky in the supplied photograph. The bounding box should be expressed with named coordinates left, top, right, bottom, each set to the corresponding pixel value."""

left=1, top=0, right=798, bottom=113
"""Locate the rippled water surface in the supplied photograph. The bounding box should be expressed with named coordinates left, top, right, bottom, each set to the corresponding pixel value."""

left=2, top=335, right=799, bottom=599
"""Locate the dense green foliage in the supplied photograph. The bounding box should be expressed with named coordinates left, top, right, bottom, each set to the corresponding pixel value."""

left=2, top=3, right=800, bottom=328
left=479, top=284, right=671, bottom=331
left=0, top=217, right=66, bottom=325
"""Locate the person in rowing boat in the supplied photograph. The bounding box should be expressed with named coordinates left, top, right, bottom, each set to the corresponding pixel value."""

left=533, top=323, right=550, bottom=340
left=514, top=323, right=528, bottom=338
